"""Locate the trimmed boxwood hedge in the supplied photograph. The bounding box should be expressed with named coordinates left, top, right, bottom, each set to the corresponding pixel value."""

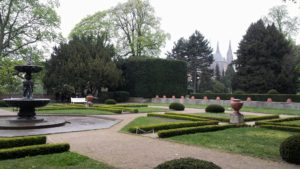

left=129, top=121, right=218, bottom=134
left=154, top=157, right=221, bottom=169
left=244, top=115, right=279, bottom=122
left=147, top=113, right=207, bottom=121
left=0, top=100, right=8, bottom=107
left=0, top=136, right=46, bottom=149
left=105, top=99, right=117, bottom=105
left=158, top=124, right=247, bottom=138
left=259, top=125, right=300, bottom=133
left=205, top=104, right=225, bottom=113
left=256, top=117, right=300, bottom=126
left=280, top=135, right=300, bottom=164
left=0, top=143, right=70, bottom=160
left=169, top=102, right=185, bottom=111
left=192, top=93, right=300, bottom=102
left=120, top=58, right=187, bottom=98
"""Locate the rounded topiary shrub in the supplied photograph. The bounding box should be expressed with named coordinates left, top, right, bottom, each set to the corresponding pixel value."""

left=169, top=102, right=185, bottom=111
left=154, top=157, right=221, bottom=169
left=233, top=90, right=245, bottom=94
left=205, top=104, right=225, bottom=113
left=267, top=89, right=279, bottom=95
left=280, top=135, right=300, bottom=164
left=105, top=99, right=117, bottom=105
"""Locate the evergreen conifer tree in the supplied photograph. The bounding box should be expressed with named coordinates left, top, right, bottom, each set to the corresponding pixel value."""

left=167, top=30, right=213, bottom=93
left=233, top=19, right=297, bottom=93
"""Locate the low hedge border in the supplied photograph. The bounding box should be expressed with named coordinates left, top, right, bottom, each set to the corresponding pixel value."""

left=165, top=112, right=229, bottom=122
left=0, top=136, right=46, bottom=149
left=0, top=143, right=70, bottom=160
left=129, top=121, right=218, bottom=134
left=148, top=113, right=208, bottom=121
left=158, top=124, right=248, bottom=138
left=259, top=125, right=300, bottom=133
left=244, top=115, right=280, bottom=122
left=256, top=117, right=300, bottom=125
left=111, top=104, right=148, bottom=108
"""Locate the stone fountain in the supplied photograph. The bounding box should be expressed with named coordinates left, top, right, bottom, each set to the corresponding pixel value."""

left=1, top=60, right=67, bottom=129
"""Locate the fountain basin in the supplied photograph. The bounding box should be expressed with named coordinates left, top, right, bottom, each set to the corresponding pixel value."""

left=3, top=98, right=50, bottom=119
left=3, top=98, right=50, bottom=107
left=14, top=65, right=42, bottom=73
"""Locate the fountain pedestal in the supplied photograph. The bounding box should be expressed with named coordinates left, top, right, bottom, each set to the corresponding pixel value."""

left=230, top=99, right=244, bottom=124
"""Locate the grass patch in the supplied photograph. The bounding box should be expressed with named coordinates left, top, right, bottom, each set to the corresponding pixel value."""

left=0, top=152, right=115, bottom=169
left=120, top=116, right=187, bottom=133
left=167, top=127, right=297, bottom=160
left=136, top=107, right=167, bottom=113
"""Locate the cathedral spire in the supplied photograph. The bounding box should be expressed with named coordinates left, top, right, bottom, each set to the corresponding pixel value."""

left=227, top=40, right=233, bottom=64
left=216, top=41, right=220, bottom=54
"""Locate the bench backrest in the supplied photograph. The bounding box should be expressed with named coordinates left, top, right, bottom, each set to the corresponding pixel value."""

left=71, top=98, right=86, bottom=103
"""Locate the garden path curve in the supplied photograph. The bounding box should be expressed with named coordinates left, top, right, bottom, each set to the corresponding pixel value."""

left=46, top=112, right=299, bottom=169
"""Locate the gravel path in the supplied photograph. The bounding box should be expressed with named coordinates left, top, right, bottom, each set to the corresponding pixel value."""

left=47, top=112, right=299, bottom=169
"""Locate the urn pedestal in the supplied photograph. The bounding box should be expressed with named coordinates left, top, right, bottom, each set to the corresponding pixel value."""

left=230, top=99, right=244, bottom=124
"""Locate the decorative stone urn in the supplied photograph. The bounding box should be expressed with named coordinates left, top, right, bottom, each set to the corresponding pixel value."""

left=230, top=99, right=244, bottom=124
left=86, top=95, right=94, bottom=107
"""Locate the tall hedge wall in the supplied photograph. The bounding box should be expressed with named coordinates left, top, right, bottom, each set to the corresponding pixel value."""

left=120, top=59, right=187, bottom=98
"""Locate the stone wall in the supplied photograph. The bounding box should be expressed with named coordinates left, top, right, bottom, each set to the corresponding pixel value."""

left=151, top=98, right=300, bottom=110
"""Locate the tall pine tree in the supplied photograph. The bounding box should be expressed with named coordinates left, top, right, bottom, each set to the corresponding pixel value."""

left=233, top=19, right=297, bottom=93
left=167, top=30, right=213, bottom=93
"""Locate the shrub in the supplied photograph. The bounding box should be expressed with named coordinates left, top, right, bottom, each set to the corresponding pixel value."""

left=129, top=121, right=218, bottom=133
left=0, top=136, right=46, bottom=149
left=105, top=99, right=117, bottom=105
left=97, top=92, right=114, bottom=103
left=280, top=135, right=300, bottom=164
left=113, top=91, right=130, bottom=102
left=0, top=143, right=70, bottom=160
left=154, top=157, right=221, bottom=169
left=0, top=100, right=8, bottom=107
left=267, top=89, right=279, bottom=94
left=205, top=104, right=225, bottom=113
left=233, top=90, right=245, bottom=94
left=169, top=102, right=185, bottom=111
left=158, top=124, right=246, bottom=138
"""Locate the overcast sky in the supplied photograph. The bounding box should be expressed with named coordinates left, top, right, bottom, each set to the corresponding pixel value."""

left=56, top=0, right=300, bottom=59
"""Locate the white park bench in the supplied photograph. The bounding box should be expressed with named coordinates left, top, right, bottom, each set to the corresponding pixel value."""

left=71, top=97, right=87, bottom=104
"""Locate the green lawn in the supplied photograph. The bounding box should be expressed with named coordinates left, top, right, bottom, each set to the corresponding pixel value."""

left=120, top=116, right=187, bottom=132
left=166, top=127, right=297, bottom=160
left=0, top=152, right=115, bottom=169
left=149, top=103, right=300, bottom=115
left=135, top=107, right=167, bottom=113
